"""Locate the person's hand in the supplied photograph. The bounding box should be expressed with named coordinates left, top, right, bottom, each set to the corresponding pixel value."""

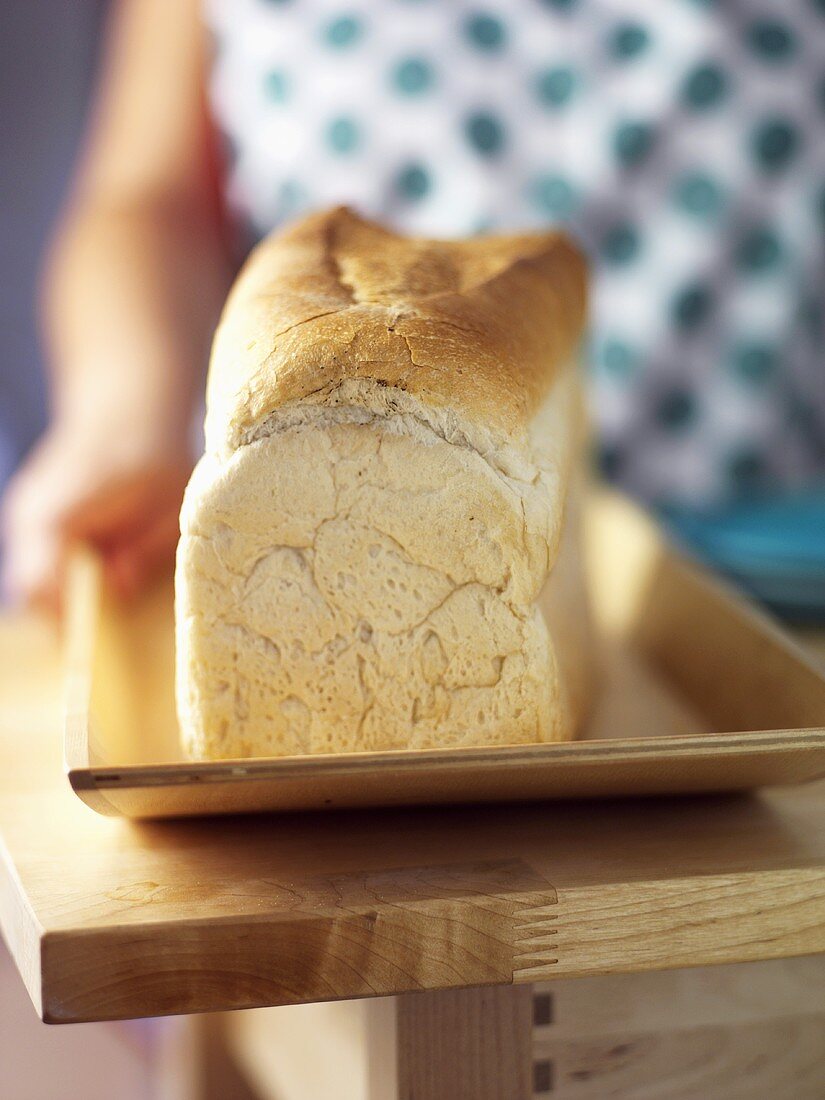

left=1, top=414, right=193, bottom=612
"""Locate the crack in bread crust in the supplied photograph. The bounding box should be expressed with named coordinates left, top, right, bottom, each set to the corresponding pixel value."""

left=203, top=208, right=587, bottom=456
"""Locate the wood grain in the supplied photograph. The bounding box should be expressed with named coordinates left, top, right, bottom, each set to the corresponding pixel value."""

left=533, top=956, right=825, bottom=1034
left=1, top=613, right=825, bottom=1024
left=534, top=1014, right=825, bottom=1099
left=532, top=958, right=825, bottom=1099
left=229, top=992, right=532, bottom=1100
left=395, top=985, right=533, bottom=1099
left=224, top=958, right=825, bottom=1099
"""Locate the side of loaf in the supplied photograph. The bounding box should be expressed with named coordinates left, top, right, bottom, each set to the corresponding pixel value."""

left=175, top=207, right=589, bottom=759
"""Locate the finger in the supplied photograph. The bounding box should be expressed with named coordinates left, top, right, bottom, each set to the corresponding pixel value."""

left=63, top=473, right=165, bottom=541
left=102, top=507, right=181, bottom=600
left=66, top=465, right=190, bottom=547
left=0, top=453, right=89, bottom=611
left=1, top=520, right=64, bottom=614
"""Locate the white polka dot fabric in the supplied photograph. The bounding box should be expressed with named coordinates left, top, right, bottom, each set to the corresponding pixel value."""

left=205, top=0, right=825, bottom=508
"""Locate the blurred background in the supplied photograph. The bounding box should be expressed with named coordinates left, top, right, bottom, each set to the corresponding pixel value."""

left=1, top=6, right=173, bottom=1096
left=0, top=2, right=106, bottom=489
left=0, top=0, right=822, bottom=620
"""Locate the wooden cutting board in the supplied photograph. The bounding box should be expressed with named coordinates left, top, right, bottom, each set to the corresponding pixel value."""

left=63, top=492, right=825, bottom=817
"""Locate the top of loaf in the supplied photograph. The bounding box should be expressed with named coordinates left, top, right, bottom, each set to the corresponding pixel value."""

left=204, top=206, right=587, bottom=455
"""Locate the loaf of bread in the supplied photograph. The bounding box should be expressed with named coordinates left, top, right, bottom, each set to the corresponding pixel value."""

left=176, top=207, right=589, bottom=759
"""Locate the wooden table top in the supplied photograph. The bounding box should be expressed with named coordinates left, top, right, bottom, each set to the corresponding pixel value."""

left=1, top=612, right=824, bottom=1024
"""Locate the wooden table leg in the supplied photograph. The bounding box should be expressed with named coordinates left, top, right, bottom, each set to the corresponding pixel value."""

left=224, top=986, right=535, bottom=1099
left=367, top=984, right=534, bottom=1100
left=222, top=958, right=825, bottom=1098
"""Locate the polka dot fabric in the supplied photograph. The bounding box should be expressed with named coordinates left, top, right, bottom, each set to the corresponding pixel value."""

left=206, top=0, right=825, bottom=508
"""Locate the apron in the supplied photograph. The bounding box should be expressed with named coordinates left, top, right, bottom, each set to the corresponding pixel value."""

left=205, top=0, right=825, bottom=508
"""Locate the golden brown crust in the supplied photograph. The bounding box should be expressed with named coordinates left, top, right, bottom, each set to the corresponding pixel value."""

left=205, top=206, right=588, bottom=453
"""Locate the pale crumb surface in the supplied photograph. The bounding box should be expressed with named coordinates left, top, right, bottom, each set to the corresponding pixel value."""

left=176, top=377, right=577, bottom=758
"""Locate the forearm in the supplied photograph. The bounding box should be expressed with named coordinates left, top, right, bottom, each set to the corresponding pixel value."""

left=2, top=0, right=227, bottom=608
left=41, top=192, right=231, bottom=449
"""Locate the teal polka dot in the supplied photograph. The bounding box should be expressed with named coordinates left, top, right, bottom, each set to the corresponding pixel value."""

left=464, top=13, right=506, bottom=51
left=672, top=283, right=713, bottom=330
left=746, top=20, right=796, bottom=61
left=800, top=298, right=822, bottom=339
left=730, top=343, right=777, bottom=385
left=326, top=116, right=360, bottom=154
left=735, top=227, right=783, bottom=274
left=812, top=0, right=825, bottom=13
left=396, top=163, right=430, bottom=200
left=277, top=180, right=308, bottom=216
left=673, top=172, right=725, bottom=218
left=727, top=447, right=766, bottom=492
left=540, top=0, right=576, bottom=9
left=529, top=174, right=577, bottom=217
left=655, top=387, right=697, bottom=431
left=464, top=112, right=505, bottom=156
left=392, top=57, right=434, bottom=95
left=681, top=62, right=729, bottom=110
left=787, top=391, right=819, bottom=440
left=535, top=66, right=577, bottom=108
left=597, top=442, right=625, bottom=479
left=600, top=223, right=641, bottom=265
left=613, top=121, right=656, bottom=167
left=610, top=22, right=650, bottom=60
left=818, top=75, right=825, bottom=113
left=751, top=118, right=800, bottom=172
left=264, top=70, right=289, bottom=102
left=323, top=15, right=363, bottom=48
left=598, top=339, right=637, bottom=377
left=816, top=184, right=825, bottom=226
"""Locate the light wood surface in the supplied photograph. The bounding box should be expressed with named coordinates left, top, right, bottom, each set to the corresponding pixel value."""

left=394, top=985, right=533, bottom=1099
left=532, top=957, right=825, bottom=1098
left=225, top=957, right=825, bottom=1099
left=226, top=986, right=534, bottom=1100
left=64, top=494, right=825, bottom=817
left=1, top=612, right=825, bottom=1025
